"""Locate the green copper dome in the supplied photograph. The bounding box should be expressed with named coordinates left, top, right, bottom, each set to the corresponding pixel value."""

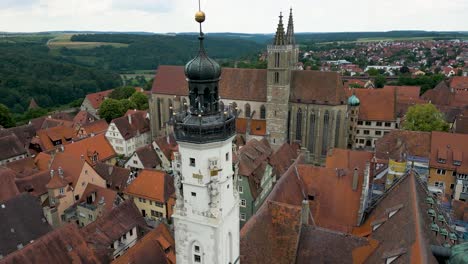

left=185, top=35, right=221, bottom=81
left=348, top=94, right=360, bottom=106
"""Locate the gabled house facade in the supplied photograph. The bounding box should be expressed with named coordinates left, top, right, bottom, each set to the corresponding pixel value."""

left=106, top=112, right=151, bottom=157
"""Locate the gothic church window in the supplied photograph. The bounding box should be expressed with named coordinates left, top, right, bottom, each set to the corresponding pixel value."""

left=260, top=105, right=266, bottom=119
left=275, top=52, right=280, bottom=67
left=245, top=104, right=251, bottom=118
left=296, top=108, right=303, bottom=141
left=308, top=112, right=316, bottom=152
left=156, top=98, right=161, bottom=130
left=335, top=111, right=341, bottom=147
left=322, top=111, right=330, bottom=156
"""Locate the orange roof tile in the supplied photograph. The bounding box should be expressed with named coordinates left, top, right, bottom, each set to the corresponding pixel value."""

left=124, top=170, right=174, bottom=203
left=85, top=89, right=113, bottom=109
left=112, top=223, right=175, bottom=264
left=64, top=133, right=116, bottom=164
left=79, top=119, right=109, bottom=135
left=36, top=126, right=75, bottom=151
left=79, top=183, right=118, bottom=214
left=34, top=152, right=51, bottom=171
left=450, top=76, right=468, bottom=91
left=73, top=110, right=96, bottom=126
left=236, top=118, right=267, bottom=136
left=354, top=87, right=396, bottom=121
left=430, top=131, right=468, bottom=174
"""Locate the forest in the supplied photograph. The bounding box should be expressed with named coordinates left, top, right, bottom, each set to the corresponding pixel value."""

left=0, top=36, right=121, bottom=113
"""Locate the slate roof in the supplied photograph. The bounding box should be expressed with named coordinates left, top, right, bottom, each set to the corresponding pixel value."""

left=0, top=134, right=27, bottom=161
left=0, top=223, right=100, bottom=264
left=134, top=145, right=161, bottom=169
left=124, top=170, right=174, bottom=203
left=93, top=162, right=131, bottom=192
left=111, top=111, right=150, bottom=140
left=375, top=130, right=431, bottom=161
left=152, top=66, right=346, bottom=105
left=430, top=131, right=468, bottom=174
left=112, top=223, right=175, bottom=264
left=0, top=193, right=52, bottom=257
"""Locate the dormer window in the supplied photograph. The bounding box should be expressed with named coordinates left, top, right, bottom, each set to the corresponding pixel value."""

left=454, top=160, right=461, bottom=166
left=438, top=158, right=446, bottom=164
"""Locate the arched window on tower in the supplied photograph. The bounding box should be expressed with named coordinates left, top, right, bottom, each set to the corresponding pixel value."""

left=322, top=110, right=330, bottom=156
left=245, top=103, right=251, bottom=118
left=308, top=111, right=316, bottom=152
left=296, top=108, right=302, bottom=141
left=260, top=105, right=266, bottom=119
left=335, top=111, right=341, bottom=147
left=275, top=52, right=280, bottom=67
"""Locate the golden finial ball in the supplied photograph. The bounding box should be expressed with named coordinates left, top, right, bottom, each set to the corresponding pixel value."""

left=195, top=11, right=206, bottom=23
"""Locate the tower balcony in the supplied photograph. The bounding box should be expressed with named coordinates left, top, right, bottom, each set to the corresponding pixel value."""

left=173, top=112, right=236, bottom=144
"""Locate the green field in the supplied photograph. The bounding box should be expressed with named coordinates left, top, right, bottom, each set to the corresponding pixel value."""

left=47, top=34, right=128, bottom=49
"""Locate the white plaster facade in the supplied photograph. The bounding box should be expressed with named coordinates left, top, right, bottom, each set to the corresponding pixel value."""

left=105, top=122, right=151, bottom=157
left=172, top=136, right=240, bottom=264
left=355, top=120, right=399, bottom=149
left=110, top=226, right=138, bottom=259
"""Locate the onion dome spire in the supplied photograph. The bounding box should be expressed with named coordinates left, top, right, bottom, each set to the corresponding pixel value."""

left=273, top=12, right=286, bottom=45
left=286, top=8, right=296, bottom=45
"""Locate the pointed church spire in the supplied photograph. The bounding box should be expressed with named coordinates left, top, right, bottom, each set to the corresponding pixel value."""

left=286, top=8, right=295, bottom=45
left=273, top=12, right=286, bottom=45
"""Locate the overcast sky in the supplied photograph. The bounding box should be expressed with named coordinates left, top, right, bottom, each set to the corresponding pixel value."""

left=0, top=0, right=467, bottom=33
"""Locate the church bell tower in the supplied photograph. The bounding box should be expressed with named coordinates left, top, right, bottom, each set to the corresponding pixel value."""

left=266, top=9, right=299, bottom=149
left=171, top=6, right=240, bottom=264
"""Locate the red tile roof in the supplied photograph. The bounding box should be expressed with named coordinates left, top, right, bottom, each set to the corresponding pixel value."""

left=79, top=119, right=109, bottom=136
left=112, top=223, right=175, bottom=264
left=85, top=89, right=113, bottom=109
left=134, top=145, right=162, bottom=169
left=34, top=152, right=51, bottom=171
left=0, top=223, right=100, bottom=264
left=375, top=130, right=431, bottom=161
left=124, top=169, right=174, bottom=203
left=152, top=66, right=346, bottom=104
left=430, top=131, right=468, bottom=174
left=36, top=125, right=75, bottom=151
left=353, top=87, right=396, bottom=121
left=79, top=183, right=118, bottom=214
left=269, top=143, right=299, bottom=177
left=73, top=110, right=96, bottom=126
left=111, top=111, right=150, bottom=140
left=422, top=81, right=468, bottom=107
left=15, top=170, right=50, bottom=197
left=154, top=134, right=178, bottom=161
left=449, top=76, right=468, bottom=91
left=0, top=167, right=20, bottom=203
left=81, top=200, right=149, bottom=260
left=0, top=134, right=27, bottom=160
left=93, top=162, right=131, bottom=192
left=64, top=134, right=116, bottom=164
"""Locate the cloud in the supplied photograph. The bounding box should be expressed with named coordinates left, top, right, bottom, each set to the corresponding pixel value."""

left=0, top=0, right=39, bottom=9
left=112, top=0, right=174, bottom=13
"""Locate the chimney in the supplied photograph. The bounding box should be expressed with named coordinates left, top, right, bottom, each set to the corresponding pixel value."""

left=108, top=165, right=114, bottom=176
left=128, top=114, right=132, bottom=125
left=352, top=168, right=359, bottom=191
left=50, top=169, right=54, bottom=178
left=301, top=199, right=310, bottom=225
left=58, top=167, right=64, bottom=178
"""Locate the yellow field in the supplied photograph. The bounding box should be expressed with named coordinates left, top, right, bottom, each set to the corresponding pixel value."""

left=47, top=34, right=128, bottom=49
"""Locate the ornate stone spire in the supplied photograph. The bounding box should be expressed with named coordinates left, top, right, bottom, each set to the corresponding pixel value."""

left=273, top=12, right=286, bottom=45
left=286, top=8, right=296, bottom=45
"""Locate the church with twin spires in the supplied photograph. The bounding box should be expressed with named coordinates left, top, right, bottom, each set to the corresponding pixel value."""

left=150, top=9, right=354, bottom=165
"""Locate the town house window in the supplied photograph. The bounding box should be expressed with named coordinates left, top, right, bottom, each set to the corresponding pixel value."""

left=376, top=122, right=382, bottom=126
left=365, top=121, right=371, bottom=126
left=363, top=130, right=370, bottom=135
left=436, top=169, right=446, bottom=175
left=375, top=131, right=382, bottom=136
left=240, top=199, right=246, bottom=207
left=357, top=121, right=363, bottom=125
left=385, top=122, right=391, bottom=127
left=190, top=158, right=196, bottom=167
left=240, top=213, right=246, bottom=221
